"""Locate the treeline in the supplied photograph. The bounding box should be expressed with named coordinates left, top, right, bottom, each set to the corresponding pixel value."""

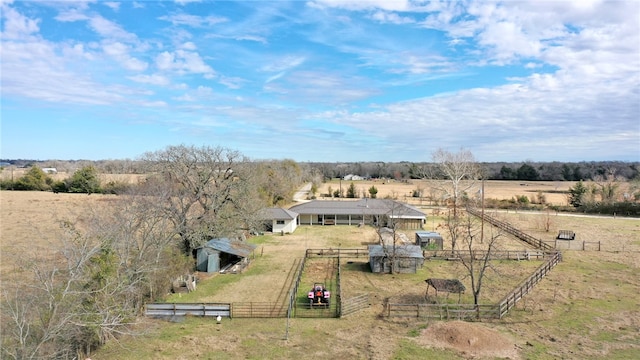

left=0, top=159, right=321, bottom=206
left=308, top=161, right=639, bottom=181
left=2, top=159, right=638, bottom=182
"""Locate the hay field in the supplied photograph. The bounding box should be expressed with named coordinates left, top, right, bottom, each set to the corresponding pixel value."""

left=317, top=179, right=575, bottom=206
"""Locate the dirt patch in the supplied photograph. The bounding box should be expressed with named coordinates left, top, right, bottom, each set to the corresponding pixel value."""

left=415, top=320, right=519, bottom=359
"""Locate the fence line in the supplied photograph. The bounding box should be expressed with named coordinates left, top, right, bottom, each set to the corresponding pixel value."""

left=232, top=302, right=287, bottom=318
left=306, top=248, right=369, bottom=258
left=497, top=251, right=562, bottom=318
left=467, top=208, right=554, bottom=251
left=423, top=249, right=547, bottom=261
left=385, top=250, right=563, bottom=320
left=341, top=294, right=370, bottom=317
left=145, top=303, right=231, bottom=318
left=384, top=303, right=498, bottom=320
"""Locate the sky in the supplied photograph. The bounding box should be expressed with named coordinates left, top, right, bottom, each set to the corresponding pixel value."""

left=1, top=0, right=639, bottom=163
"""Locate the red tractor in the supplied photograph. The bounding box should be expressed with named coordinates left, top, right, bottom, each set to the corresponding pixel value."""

left=308, top=283, right=330, bottom=308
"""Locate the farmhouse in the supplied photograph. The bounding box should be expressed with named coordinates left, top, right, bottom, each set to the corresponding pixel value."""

left=368, top=244, right=425, bottom=273
left=260, top=207, right=298, bottom=234
left=195, top=238, right=257, bottom=273
left=289, top=198, right=426, bottom=229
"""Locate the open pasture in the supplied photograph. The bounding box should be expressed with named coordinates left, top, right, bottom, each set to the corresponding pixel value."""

left=317, top=179, right=576, bottom=206
left=1, top=190, right=639, bottom=359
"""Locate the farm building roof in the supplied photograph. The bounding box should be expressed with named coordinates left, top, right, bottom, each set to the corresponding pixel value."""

left=289, top=199, right=425, bottom=219
left=416, top=231, right=443, bottom=239
left=260, top=207, right=298, bottom=220
left=368, top=244, right=424, bottom=259
left=201, top=238, right=257, bottom=258
left=425, top=278, right=466, bottom=294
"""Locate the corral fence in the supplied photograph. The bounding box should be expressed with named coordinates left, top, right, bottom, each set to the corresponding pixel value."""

left=497, top=250, right=562, bottom=318
left=384, top=303, right=498, bottom=320
left=384, top=250, right=563, bottom=320
left=555, top=240, right=601, bottom=251
left=423, top=249, right=548, bottom=261
left=305, top=248, right=369, bottom=258
left=466, top=207, right=554, bottom=251
left=341, top=293, right=370, bottom=317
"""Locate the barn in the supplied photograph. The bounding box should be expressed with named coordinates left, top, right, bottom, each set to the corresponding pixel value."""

left=195, top=238, right=257, bottom=273
left=368, top=244, right=425, bottom=274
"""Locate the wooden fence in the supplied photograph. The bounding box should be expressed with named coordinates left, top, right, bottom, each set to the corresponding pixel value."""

left=306, top=248, right=369, bottom=258
left=384, top=303, right=498, bottom=320
left=497, top=250, right=562, bottom=318
left=385, top=250, right=563, bottom=320
left=423, top=249, right=547, bottom=261
left=467, top=208, right=554, bottom=251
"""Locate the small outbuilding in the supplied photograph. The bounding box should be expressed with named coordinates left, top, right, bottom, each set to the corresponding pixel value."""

left=368, top=244, right=424, bottom=274
left=425, top=278, right=466, bottom=302
left=260, top=207, right=299, bottom=234
left=415, top=231, right=444, bottom=250
left=195, top=238, right=257, bottom=273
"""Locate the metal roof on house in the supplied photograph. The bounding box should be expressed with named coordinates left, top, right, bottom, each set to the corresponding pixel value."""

left=288, top=199, right=426, bottom=219
left=202, top=238, right=257, bottom=258
left=368, top=244, right=424, bottom=258
left=260, top=207, right=298, bottom=220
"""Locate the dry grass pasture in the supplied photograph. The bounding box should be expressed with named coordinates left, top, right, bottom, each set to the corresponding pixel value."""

left=316, top=179, right=576, bottom=206
left=1, top=189, right=639, bottom=359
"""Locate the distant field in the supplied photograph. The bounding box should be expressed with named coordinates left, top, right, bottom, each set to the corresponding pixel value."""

left=1, top=168, right=578, bottom=206
left=317, top=179, right=575, bottom=206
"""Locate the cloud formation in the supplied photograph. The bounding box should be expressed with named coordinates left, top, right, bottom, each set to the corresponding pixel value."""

left=1, top=0, right=638, bottom=162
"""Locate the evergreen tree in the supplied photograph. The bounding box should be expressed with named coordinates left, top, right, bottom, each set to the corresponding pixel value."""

left=67, top=166, right=101, bottom=194
left=568, top=181, right=588, bottom=207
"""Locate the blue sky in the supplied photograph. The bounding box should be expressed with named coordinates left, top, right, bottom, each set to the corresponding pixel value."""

left=1, top=0, right=639, bottom=162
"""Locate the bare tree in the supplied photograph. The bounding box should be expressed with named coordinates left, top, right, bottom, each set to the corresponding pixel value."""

left=426, top=148, right=480, bottom=252
left=141, top=145, right=264, bottom=254
left=454, top=212, right=502, bottom=316
left=593, top=167, right=623, bottom=204
left=1, top=221, right=104, bottom=359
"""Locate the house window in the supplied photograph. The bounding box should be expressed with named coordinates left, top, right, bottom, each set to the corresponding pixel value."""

left=276, top=220, right=285, bottom=225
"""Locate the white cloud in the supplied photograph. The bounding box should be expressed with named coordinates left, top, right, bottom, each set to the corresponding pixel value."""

left=0, top=3, right=40, bottom=39
left=369, top=10, right=414, bottom=24
left=309, top=0, right=414, bottom=12
left=89, top=15, right=138, bottom=42
left=102, top=41, right=148, bottom=71
left=159, top=13, right=227, bottom=27
left=181, top=41, right=197, bottom=50
left=175, top=0, right=201, bottom=5
left=261, top=55, right=306, bottom=73
left=155, top=50, right=215, bottom=77
left=103, top=2, right=120, bottom=11
left=128, top=74, right=170, bottom=86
